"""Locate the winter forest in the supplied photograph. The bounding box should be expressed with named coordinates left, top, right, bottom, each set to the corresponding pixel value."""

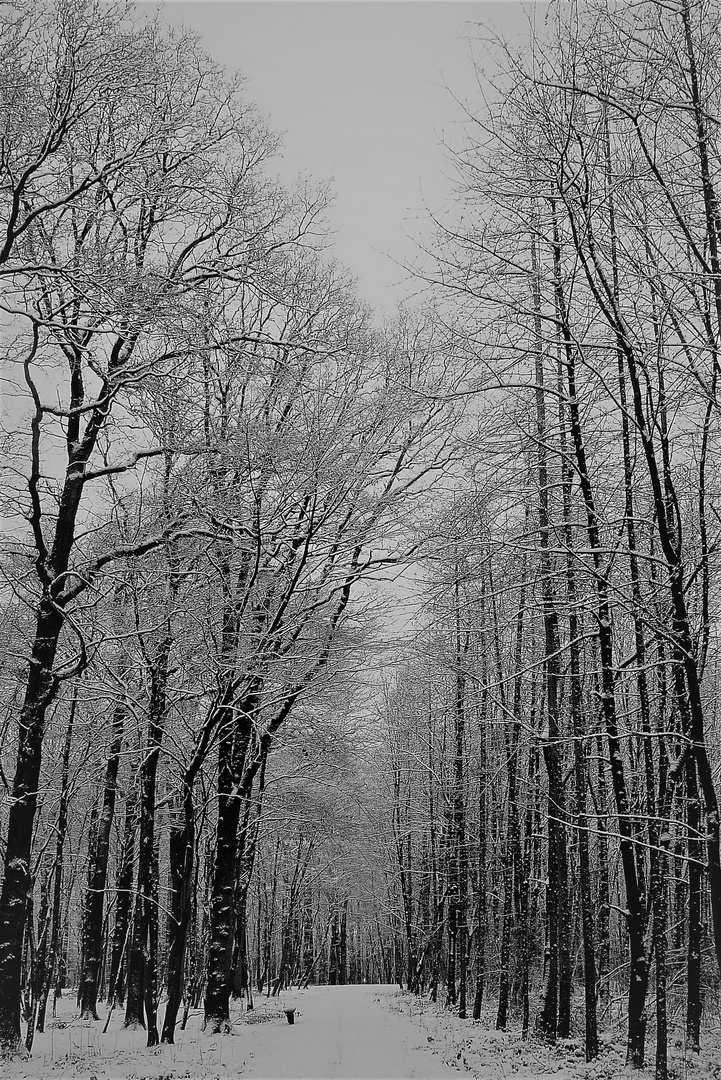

left=2, top=1, right=721, bottom=1079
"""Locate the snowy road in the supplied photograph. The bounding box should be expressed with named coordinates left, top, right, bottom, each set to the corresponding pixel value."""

left=238, top=984, right=461, bottom=1079
left=11, top=984, right=466, bottom=1079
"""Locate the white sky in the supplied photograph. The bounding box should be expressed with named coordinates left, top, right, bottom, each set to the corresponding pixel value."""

left=152, top=1, right=536, bottom=316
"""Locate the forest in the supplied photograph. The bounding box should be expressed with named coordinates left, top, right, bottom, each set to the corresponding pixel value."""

left=1, top=2, right=721, bottom=1079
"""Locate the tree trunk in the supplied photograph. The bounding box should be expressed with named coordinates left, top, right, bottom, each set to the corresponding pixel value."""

left=231, top=755, right=266, bottom=1002
left=328, top=912, right=340, bottom=986
left=124, top=641, right=170, bottom=1045
left=520, top=738, right=539, bottom=1040
left=496, top=556, right=524, bottom=1031
left=472, top=593, right=488, bottom=1021
left=79, top=688, right=126, bottom=1019
left=34, top=690, right=77, bottom=1037
left=339, top=900, right=349, bottom=987
left=453, top=573, right=468, bottom=1019
left=653, top=834, right=669, bottom=1080
left=686, top=754, right=702, bottom=1054
left=595, top=734, right=611, bottom=1003
left=143, top=842, right=160, bottom=1046
left=558, top=352, right=598, bottom=1061
left=203, top=690, right=256, bottom=1031
left=0, top=600, right=63, bottom=1053
left=160, top=800, right=195, bottom=1044
left=108, top=786, right=137, bottom=1006
left=533, top=235, right=569, bottom=1044
left=552, top=210, right=649, bottom=1067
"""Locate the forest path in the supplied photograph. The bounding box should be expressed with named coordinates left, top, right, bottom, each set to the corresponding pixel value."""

left=238, top=984, right=461, bottom=1078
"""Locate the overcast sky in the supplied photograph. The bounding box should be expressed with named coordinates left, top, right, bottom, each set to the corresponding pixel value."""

left=152, top=1, right=535, bottom=316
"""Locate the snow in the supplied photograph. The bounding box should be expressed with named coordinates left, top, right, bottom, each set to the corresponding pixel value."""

left=7, top=986, right=460, bottom=1080
left=7, top=986, right=721, bottom=1080
left=232, top=986, right=459, bottom=1078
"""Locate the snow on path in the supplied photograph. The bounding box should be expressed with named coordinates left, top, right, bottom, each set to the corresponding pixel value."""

left=6, top=984, right=463, bottom=1080
left=10, top=984, right=720, bottom=1080
left=239, top=985, right=460, bottom=1079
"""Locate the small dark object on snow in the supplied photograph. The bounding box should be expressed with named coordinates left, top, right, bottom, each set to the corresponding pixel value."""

left=285, top=1008, right=296, bottom=1025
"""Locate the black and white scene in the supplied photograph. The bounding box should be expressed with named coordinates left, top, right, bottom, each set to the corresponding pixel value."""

left=1, top=1, right=721, bottom=1078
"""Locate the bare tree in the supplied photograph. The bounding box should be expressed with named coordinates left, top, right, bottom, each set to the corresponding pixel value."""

left=0, top=0, right=315, bottom=1051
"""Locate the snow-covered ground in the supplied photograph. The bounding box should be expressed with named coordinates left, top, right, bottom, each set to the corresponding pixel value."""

left=8, top=986, right=457, bottom=1079
left=6, top=985, right=721, bottom=1080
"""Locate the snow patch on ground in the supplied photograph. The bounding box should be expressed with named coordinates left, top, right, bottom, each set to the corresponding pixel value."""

left=4, top=986, right=457, bottom=1079
left=5, top=986, right=721, bottom=1080
left=389, top=995, right=721, bottom=1080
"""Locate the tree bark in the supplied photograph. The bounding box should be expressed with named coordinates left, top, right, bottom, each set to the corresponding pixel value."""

left=552, top=214, right=649, bottom=1067
left=558, top=348, right=598, bottom=1061
left=80, top=686, right=126, bottom=1019
left=124, top=639, right=170, bottom=1045
left=107, top=786, right=137, bottom=1007
left=34, top=690, right=76, bottom=1037
left=686, top=754, right=702, bottom=1054
left=496, top=556, right=524, bottom=1031
left=160, top=803, right=195, bottom=1044
left=203, top=690, right=256, bottom=1030
left=0, top=600, right=63, bottom=1053
left=471, top=657, right=488, bottom=1021
left=533, top=235, right=570, bottom=1043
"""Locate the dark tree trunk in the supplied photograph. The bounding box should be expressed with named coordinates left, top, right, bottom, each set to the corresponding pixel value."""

left=25, top=870, right=49, bottom=1054
left=79, top=690, right=125, bottom=1019
left=107, top=786, right=137, bottom=1006
left=496, top=559, right=524, bottom=1032
left=328, top=912, right=340, bottom=986
left=472, top=606, right=488, bottom=1022
left=453, top=573, right=468, bottom=1019
left=203, top=690, right=256, bottom=1031
left=160, top=801, right=195, bottom=1043
left=472, top=720, right=487, bottom=1020
left=232, top=896, right=249, bottom=999
left=231, top=757, right=266, bottom=1002
left=35, top=690, right=76, bottom=1037
left=558, top=360, right=598, bottom=1061
left=573, top=694, right=598, bottom=1062
left=520, top=738, right=539, bottom=1040
left=595, top=734, right=611, bottom=1002
left=686, top=755, right=702, bottom=1053
left=427, top=689, right=442, bottom=1007
left=446, top=887, right=456, bottom=1007
left=496, top=726, right=518, bottom=1031
left=183, top=836, right=214, bottom=1022
left=163, top=671, right=235, bottom=1042
left=301, top=910, right=314, bottom=987
left=533, top=237, right=569, bottom=1044
left=653, top=834, right=669, bottom=1080
left=391, top=759, right=416, bottom=995
left=0, top=600, right=63, bottom=1054
left=124, top=641, right=170, bottom=1045
left=28, top=875, right=48, bottom=1050
left=339, top=900, right=349, bottom=987
left=143, top=842, right=160, bottom=1045
left=553, top=212, right=649, bottom=1067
